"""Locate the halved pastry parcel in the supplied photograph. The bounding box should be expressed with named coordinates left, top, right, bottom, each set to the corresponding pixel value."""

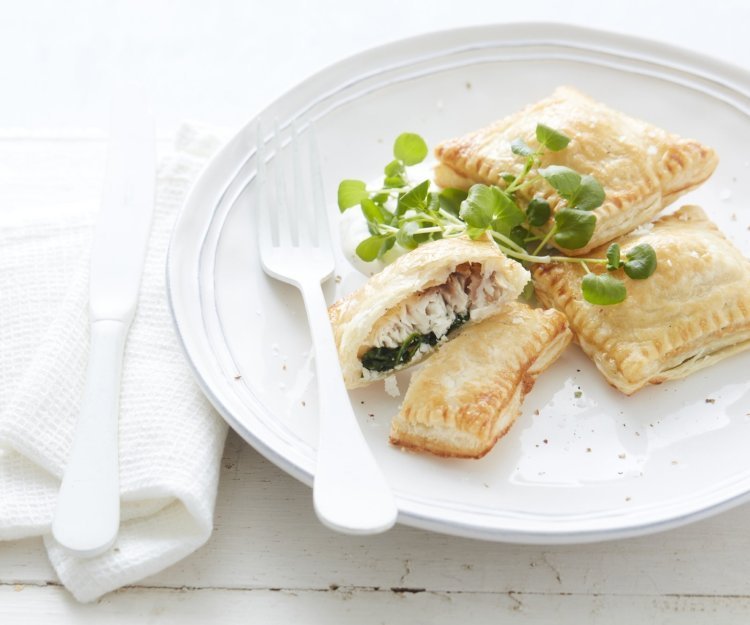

left=434, top=86, right=718, bottom=255
left=329, top=237, right=530, bottom=388
left=390, top=302, right=571, bottom=458
left=533, top=205, right=750, bottom=395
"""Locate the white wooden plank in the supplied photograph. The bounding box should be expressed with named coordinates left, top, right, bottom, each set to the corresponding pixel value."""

left=3, top=585, right=750, bottom=625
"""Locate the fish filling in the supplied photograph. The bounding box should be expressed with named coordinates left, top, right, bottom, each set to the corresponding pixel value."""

left=359, top=262, right=502, bottom=374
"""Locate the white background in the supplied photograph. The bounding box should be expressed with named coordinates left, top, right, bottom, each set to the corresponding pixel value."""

left=2, top=0, right=750, bottom=622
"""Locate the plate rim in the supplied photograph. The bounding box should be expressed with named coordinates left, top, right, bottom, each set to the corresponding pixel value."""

left=167, top=21, right=750, bottom=544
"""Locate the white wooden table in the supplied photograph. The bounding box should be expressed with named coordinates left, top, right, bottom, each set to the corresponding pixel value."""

left=2, top=1, right=750, bottom=622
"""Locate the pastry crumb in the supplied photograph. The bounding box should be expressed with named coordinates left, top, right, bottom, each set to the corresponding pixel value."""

left=632, top=222, right=654, bottom=235
left=384, top=376, right=400, bottom=398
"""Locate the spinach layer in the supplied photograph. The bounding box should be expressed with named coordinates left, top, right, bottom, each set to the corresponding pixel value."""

left=361, top=312, right=469, bottom=373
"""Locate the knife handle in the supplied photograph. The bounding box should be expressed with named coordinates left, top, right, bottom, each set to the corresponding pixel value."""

left=52, top=319, right=128, bottom=558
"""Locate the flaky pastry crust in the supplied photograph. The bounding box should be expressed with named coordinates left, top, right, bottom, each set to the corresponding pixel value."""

left=389, top=302, right=572, bottom=458
left=434, top=86, right=718, bottom=255
left=532, top=205, right=750, bottom=395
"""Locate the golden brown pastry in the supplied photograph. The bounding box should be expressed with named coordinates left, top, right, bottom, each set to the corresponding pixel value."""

left=329, top=237, right=530, bottom=389
left=434, top=86, right=718, bottom=255
left=389, top=302, right=571, bottom=458
left=533, top=205, right=750, bottom=395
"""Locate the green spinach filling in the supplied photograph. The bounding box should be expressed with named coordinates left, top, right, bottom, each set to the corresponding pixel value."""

left=361, top=312, right=470, bottom=373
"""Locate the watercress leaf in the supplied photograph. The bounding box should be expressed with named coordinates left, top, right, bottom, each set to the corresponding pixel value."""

left=371, top=191, right=389, bottom=205
left=502, top=173, right=516, bottom=186
left=569, top=174, right=605, bottom=211
left=384, top=175, right=407, bottom=189
left=511, top=138, right=535, bottom=157
left=581, top=273, right=627, bottom=305
left=510, top=225, right=530, bottom=248
left=384, top=159, right=405, bottom=177
left=425, top=191, right=440, bottom=214
left=536, top=123, right=571, bottom=151
left=522, top=280, right=536, bottom=301
left=396, top=221, right=420, bottom=250
left=623, top=243, right=657, bottom=279
left=606, top=243, right=622, bottom=270
left=459, top=184, right=496, bottom=228
left=526, top=197, right=551, bottom=227
left=553, top=208, right=597, bottom=250
left=360, top=198, right=386, bottom=225
left=396, top=179, right=430, bottom=215
left=337, top=179, right=368, bottom=211
left=492, top=187, right=525, bottom=230
left=438, top=188, right=468, bottom=216
left=466, top=226, right=488, bottom=240
left=393, top=132, right=428, bottom=166
left=355, top=235, right=389, bottom=262
left=539, top=165, right=581, bottom=199
left=379, top=236, right=396, bottom=257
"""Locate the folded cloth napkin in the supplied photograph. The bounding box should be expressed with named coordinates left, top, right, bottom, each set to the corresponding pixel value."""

left=0, top=124, right=229, bottom=602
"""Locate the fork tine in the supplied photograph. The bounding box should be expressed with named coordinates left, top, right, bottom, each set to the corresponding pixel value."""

left=307, top=120, right=330, bottom=248
left=290, top=119, right=312, bottom=246
left=273, top=119, right=293, bottom=248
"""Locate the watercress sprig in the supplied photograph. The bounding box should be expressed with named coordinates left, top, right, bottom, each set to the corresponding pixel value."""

left=337, top=125, right=657, bottom=305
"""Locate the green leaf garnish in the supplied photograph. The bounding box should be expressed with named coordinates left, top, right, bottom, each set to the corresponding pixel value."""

left=384, top=159, right=406, bottom=178
left=511, top=138, right=535, bottom=157
left=338, top=124, right=654, bottom=307
left=393, top=133, right=428, bottom=166
left=459, top=184, right=496, bottom=229
left=623, top=243, right=657, bottom=279
left=522, top=280, right=536, bottom=301
left=553, top=208, right=597, bottom=250
left=539, top=165, right=581, bottom=198
left=466, top=226, right=488, bottom=240
left=396, top=179, right=430, bottom=215
left=569, top=174, right=605, bottom=211
left=606, top=243, right=622, bottom=270
left=536, top=123, right=571, bottom=151
left=492, top=187, right=526, bottom=233
left=526, top=198, right=551, bottom=227
left=384, top=175, right=407, bottom=189
left=360, top=198, right=391, bottom=226
left=438, top=188, right=468, bottom=216
left=355, top=235, right=391, bottom=261
left=338, top=179, right=368, bottom=211
left=510, top=225, right=530, bottom=248
left=582, top=273, right=627, bottom=305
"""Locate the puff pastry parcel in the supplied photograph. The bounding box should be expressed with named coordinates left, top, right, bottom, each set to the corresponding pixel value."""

left=533, top=205, right=750, bottom=395
left=434, top=86, right=718, bottom=255
left=329, top=237, right=530, bottom=388
left=389, top=302, right=572, bottom=458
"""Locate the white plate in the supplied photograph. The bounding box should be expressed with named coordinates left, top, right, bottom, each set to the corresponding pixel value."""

left=167, top=23, right=750, bottom=543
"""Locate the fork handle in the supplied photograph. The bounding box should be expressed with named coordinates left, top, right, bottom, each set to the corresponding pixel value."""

left=299, top=282, right=398, bottom=534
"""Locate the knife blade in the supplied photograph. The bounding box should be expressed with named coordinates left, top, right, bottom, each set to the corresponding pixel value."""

left=52, top=84, right=155, bottom=557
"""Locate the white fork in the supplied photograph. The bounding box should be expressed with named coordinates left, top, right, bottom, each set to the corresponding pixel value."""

left=257, top=120, right=397, bottom=534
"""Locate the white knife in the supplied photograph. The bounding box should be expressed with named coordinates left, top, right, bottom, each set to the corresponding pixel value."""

left=51, top=85, right=155, bottom=558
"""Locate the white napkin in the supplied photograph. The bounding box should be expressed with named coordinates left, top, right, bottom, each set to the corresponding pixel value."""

left=0, top=124, right=229, bottom=602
